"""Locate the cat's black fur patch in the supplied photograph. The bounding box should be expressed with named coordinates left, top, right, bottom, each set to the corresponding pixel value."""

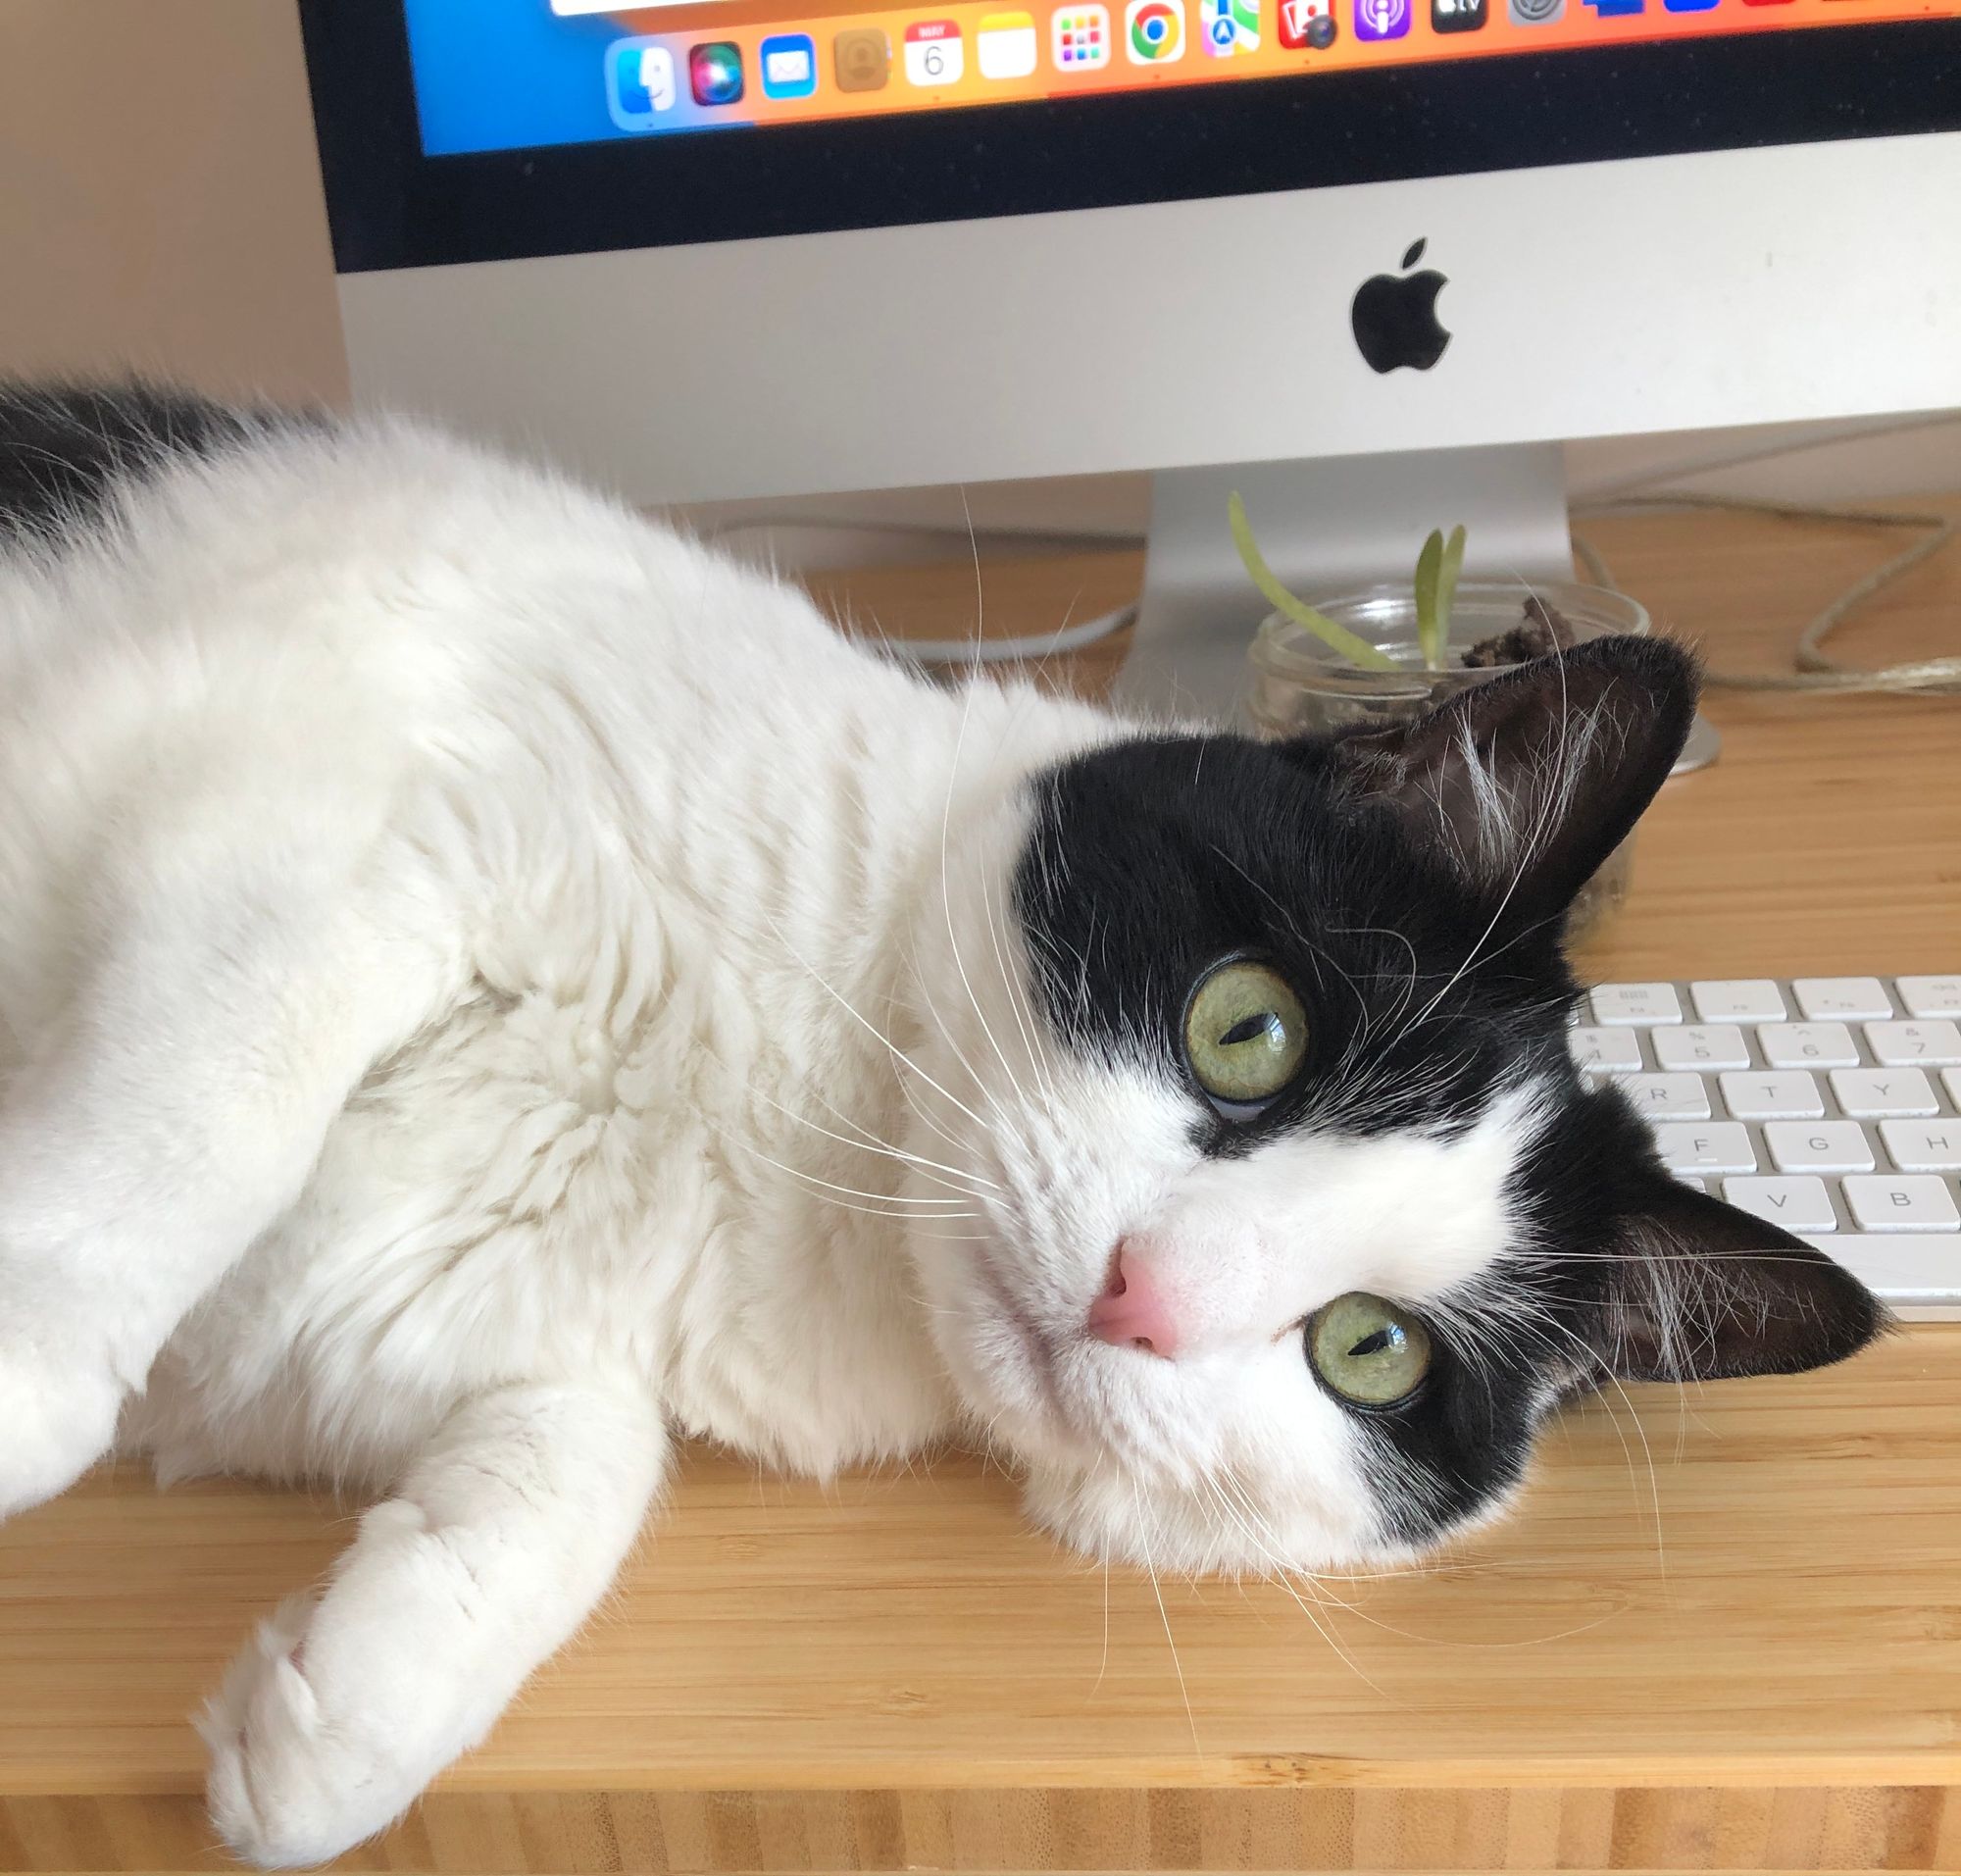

left=1015, top=641, right=1883, bottom=1547
left=1016, top=730, right=1566, bottom=1150
left=0, top=381, right=309, bottom=544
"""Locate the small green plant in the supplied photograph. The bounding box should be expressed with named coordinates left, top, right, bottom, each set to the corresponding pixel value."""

left=1413, top=523, right=1466, bottom=674
left=1231, top=492, right=1467, bottom=674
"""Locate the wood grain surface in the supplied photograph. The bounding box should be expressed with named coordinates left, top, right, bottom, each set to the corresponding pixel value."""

left=3, top=499, right=1959, bottom=1873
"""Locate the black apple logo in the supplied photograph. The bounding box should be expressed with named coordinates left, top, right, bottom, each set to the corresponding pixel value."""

left=1350, top=239, right=1451, bottom=374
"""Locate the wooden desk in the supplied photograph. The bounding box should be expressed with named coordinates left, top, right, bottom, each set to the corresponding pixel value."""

left=4, top=502, right=1960, bottom=1875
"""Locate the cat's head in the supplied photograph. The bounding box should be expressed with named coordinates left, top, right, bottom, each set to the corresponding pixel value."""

left=901, top=634, right=1885, bottom=1573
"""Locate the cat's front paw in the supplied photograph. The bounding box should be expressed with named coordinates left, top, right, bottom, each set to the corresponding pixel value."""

left=201, top=1596, right=435, bottom=1869
left=0, top=1343, right=124, bottom=1520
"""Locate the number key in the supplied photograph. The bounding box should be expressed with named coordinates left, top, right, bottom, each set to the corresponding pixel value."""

left=1652, top=1024, right=1750, bottom=1071
left=1865, top=1020, right=1961, bottom=1067
left=1569, top=1026, right=1643, bottom=1073
left=1758, top=1023, right=1859, bottom=1069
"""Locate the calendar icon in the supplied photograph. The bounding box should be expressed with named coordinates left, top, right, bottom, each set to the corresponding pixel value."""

left=1053, top=3, right=1111, bottom=66
left=904, top=19, right=965, bottom=84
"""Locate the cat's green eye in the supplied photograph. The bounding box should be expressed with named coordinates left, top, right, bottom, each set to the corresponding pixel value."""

left=1183, top=960, right=1308, bottom=1108
left=1308, top=1293, right=1433, bottom=1407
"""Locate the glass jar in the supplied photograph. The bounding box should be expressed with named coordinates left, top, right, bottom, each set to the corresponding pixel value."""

left=1244, top=582, right=1652, bottom=941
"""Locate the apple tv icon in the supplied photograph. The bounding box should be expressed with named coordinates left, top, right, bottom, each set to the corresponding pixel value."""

left=1349, top=238, right=1451, bottom=374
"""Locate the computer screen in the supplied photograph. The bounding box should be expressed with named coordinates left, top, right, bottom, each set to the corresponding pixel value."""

left=310, top=1, right=1961, bottom=532
left=403, top=0, right=1959, bottom=157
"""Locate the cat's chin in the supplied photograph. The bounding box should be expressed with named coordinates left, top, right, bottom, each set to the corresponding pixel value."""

left=1016, top=1459, right=1404, bottom=1579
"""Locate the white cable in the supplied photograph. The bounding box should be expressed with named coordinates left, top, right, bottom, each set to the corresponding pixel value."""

left=1572, top=492, right=1961, bottom=695
left=863, top=601, right=1138, bottom=666
left=1570, top=411, right=1961, bottom=503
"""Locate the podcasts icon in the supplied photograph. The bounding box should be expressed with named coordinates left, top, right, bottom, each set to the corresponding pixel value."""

left=1353, top=0, right=1409, bottom=35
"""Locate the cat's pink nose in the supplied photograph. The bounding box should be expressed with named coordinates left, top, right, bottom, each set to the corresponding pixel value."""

left=1087, top=1243, right=1182, bottom=1359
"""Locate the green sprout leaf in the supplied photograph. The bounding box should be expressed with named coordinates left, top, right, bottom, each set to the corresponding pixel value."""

left=1435, top=523, right=1466, bottom=666
left=1228, top=492, right=1398, bottom=673
left=1414, top=528, right=1444, bottom=673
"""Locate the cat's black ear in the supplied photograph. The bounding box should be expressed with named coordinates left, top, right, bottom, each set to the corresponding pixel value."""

left=1590, top=1177, right=1887, bottom=1384
left=1326, top=634, right=1697, bottom=928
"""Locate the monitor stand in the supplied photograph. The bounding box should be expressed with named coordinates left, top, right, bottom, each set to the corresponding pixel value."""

left=1118, top=442, right=1719, bottom=772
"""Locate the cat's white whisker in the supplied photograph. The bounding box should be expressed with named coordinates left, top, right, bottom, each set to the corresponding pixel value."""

left=748, top=1084, right=1001, bottom=1197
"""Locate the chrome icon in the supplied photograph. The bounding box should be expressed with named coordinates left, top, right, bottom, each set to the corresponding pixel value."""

left=1126, top=0, right=1187, bottom=59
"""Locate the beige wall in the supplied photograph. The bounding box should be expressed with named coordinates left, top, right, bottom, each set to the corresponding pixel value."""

left=0, top=0, right=346, bottom=404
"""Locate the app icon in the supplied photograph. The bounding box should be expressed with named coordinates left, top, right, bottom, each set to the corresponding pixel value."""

left=832, top=26, right=891, bottom=88
left=1053, top=4, right=1112, bottom=67
left=905, top=19, right=966, bottom=83
left=1582, top=0, right=1642, bottom=16
left=1126, top=0, right=1186, bottom=60
left=689, top=41, right=744, bottom=103
left=1353, top=0, right=1408, bottom=38
left=1278, top=0, right=1336, bottom=44
left=1199, top=0, right=1261, bottom=52
left=606, top=38, right=677, bottom=128
left=1507, top=0, right=1562, bottom=22
left=977, top=10, right=1038, bottom=76
left=1432, top=0, right=1485, bottom=25
left=1662, top=0, right=1716, bottom=10
left=759, top=32, right=817, bottom=97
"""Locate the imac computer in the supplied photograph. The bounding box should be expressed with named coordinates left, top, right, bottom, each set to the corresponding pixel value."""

left=300, top=0, right=1961, bottom=714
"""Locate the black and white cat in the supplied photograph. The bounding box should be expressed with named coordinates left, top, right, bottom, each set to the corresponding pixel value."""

left=0, top=385, right=1881, bottom=1866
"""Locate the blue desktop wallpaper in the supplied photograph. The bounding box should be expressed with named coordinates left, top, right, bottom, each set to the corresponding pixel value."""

left=405, top=0, right=756, bottom=153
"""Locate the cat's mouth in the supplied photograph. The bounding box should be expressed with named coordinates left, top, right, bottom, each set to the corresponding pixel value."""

left=968, top=1245, right=1089, bottom=1447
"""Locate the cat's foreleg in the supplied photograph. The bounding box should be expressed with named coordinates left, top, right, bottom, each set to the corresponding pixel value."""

left=201, top=1379, right=666, bottom=1869
left=0, top=887, right=454, bottom=1518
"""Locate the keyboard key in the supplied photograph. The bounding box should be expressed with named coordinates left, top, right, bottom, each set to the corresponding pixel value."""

left=1865, top=1020, right=1961, bottom=1067
left=1652, top=1025, right=1750, bottom=1072
left=1800, top=1233, right=1961, bottom=1300
left=1677, top=1175, right=1706, bottom=1191
left=1842, top=1175, right=1961, bottom=1233
left=1946, top=1068, right=1961, bottom=1110
left=1691, top=979, right=1786, bottom=1023
left=1793, top=977, right=1893, bottom=1021
left=1724, top=1175, right=1838, bottom=1233
left=1764, top=1121, right=1875, bottom=1174
left=1569, top=1027, right=1643, bottom=1073
left=1623, top=1073, right=1712, bottom=1120
left=1758, top=1023, right=1860, bottom=1069
left=1719, top=1070, right=1823, bottom=1120
left=1831, top=1068, right=1939, bottom=1118
left=1654, top=1122, right=1756, bottom=1174
left=1897, top=976, right=1961, bottom=1019
left=1590, top=983, right=1684, bottom=1026
left=1880, top=1119, right=1961, bottom=1173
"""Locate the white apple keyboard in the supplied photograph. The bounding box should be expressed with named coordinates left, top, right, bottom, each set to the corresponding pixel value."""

left=1572, top=975, right=1961, bottom=1319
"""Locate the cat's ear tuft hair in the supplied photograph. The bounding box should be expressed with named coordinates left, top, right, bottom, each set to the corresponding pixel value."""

left=1326, top=634, right=1698, bottom=929
left=1591, top=1178, right=1887, bottom=1385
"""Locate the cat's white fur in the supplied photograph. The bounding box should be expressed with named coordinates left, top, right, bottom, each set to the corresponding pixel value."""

left=0, top=419, right=1537, bottom=1865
